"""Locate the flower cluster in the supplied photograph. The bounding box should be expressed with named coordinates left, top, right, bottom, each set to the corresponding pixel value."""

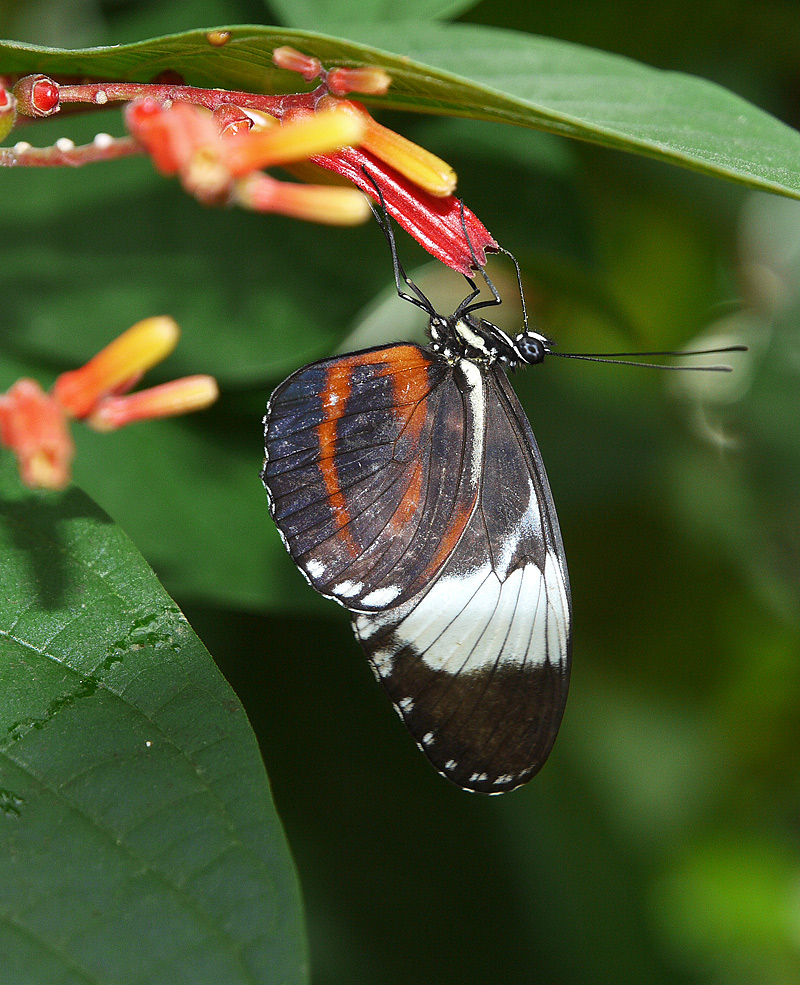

left=124, top=96, right=372, bottom=224
left=1, top=44, right=497, bottom=273
left=0, top=318, right=218, bottom=490
left=0, top=43, right=500, bottom=491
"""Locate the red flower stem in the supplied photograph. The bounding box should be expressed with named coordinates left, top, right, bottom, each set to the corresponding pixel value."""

left=0, top=134, right=141, bottom=167
left=56, top=81, right=320, bottom=119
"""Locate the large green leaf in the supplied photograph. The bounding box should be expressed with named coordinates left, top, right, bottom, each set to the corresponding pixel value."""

left=267, top=0, right=481, bottom=31
left=1, top=23, right=799, bottom=198
left=0, top=460, right=307, bottom=985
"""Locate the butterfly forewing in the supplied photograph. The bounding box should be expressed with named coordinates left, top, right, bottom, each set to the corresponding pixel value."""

left=262, top=342, right=571, bottom=793
left=263, top=343, right=480, bottom=610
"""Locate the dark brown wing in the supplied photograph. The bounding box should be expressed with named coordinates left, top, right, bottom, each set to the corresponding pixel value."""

left=353, top=358, right=571, bottom=794
left=262, top=343, right=480, bottom=610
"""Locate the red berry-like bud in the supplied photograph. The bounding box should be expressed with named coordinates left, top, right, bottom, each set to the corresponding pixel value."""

left=12, top=74, right=59, bottom=117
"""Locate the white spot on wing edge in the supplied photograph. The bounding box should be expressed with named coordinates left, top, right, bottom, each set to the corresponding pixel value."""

left=305, top=558, right=325, bottom=579
left=368, top=648, right=394, bottom=675
left=360, top=584, right=401, bottom=607
left=332, top=579, right=363, bottom=598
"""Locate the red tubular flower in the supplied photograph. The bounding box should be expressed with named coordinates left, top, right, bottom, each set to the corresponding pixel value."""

left=5, top=52, right=498, bottom=273
left=116, top=62, right=497, bottom=269
left=317, top=148, right=498, bottom=275
left=125, top=98, right=217, bottom=177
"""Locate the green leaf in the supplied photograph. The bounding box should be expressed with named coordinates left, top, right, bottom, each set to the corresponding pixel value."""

left=267, top=0, right=481, bottom=31
left=1, top=23, right=799, bottom=198
left=0, top=459, right=307, bottom=985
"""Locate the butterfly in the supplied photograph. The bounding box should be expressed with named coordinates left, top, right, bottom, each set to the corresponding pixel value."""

left=262, top=205, right=571, bottom=794
left=261, top=203, right=744, bottom=794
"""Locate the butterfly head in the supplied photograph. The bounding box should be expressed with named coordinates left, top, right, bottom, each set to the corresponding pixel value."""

left=429, top=308, right=552, bottom=371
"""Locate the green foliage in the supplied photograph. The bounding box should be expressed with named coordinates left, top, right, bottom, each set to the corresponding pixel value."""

left=267, top=0, right=482, bottom=30
left=2, top=21, right=800, bottom=198
left=1, top=1, right=798, bottom=984
left=0, top=460, right=306, bottom=984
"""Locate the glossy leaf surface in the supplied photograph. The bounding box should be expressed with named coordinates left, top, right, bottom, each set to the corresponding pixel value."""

left=0, top=23, right=799, bottom=198
left=0, top=461, right=307, bottom=984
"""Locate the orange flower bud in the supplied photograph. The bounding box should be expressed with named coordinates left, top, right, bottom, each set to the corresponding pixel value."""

left=235, top=173, right=371, bottom=225
left=327, top=66, right=391, bottom=97
left=54, top=316, right=180, bottom=418
left=87, top=375, right=219, bottom=431
left=224, top=106, right=366, bottom=177
left=272, top=46, right=322, bottom=82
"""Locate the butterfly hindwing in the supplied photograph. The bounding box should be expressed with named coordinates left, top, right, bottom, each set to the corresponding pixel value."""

left=353, top=357, right=571, bottom=793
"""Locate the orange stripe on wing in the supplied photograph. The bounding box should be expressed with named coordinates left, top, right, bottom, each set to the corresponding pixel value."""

left=426, top=497, right=477, bottom=575
left=317, top=345, right=437, bottom=560
left=384, top=348, right=437, bottom=534
left=318, top=360, right=360, bottom=557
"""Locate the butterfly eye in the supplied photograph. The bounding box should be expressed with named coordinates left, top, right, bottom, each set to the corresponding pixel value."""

left=515, top=331, right=548, bottom=365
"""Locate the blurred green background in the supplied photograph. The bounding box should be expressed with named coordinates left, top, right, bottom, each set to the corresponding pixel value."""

left=1, top=1, right=799, bottom=983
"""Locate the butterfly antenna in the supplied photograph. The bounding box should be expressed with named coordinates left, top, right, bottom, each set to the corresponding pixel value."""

left=547, top=344, right=749, bottom=372
left=498, top=246, right=531, bottom=333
